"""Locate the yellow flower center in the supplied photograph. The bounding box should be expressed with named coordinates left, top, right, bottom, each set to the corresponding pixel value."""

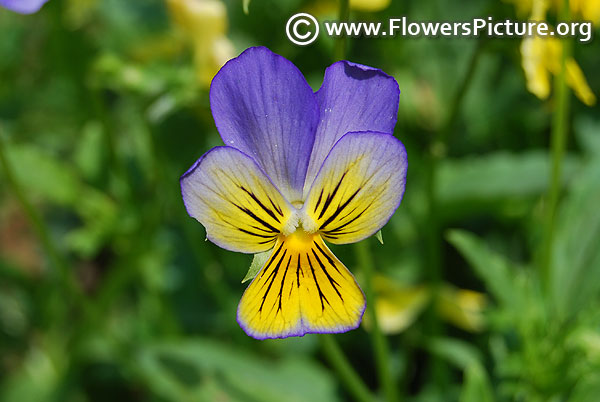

left=283, top=227, right=318, bottom=251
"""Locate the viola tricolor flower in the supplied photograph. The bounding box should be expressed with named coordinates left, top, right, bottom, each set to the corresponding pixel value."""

left=0, top=0, right=49, bottom=14
left=181, top=47, right=407, bottom=339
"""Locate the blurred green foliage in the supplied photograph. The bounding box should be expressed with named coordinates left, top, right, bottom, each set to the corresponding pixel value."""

left=1, top=0, right=599, bottom=401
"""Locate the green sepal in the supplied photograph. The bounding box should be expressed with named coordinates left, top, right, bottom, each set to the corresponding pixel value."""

left=242, top=250, right=270, bottom=283
left=375, top=230, right=384, bottom=245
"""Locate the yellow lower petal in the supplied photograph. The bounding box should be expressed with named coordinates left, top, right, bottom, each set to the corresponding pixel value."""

left=237, top=233, right=365, bottom=339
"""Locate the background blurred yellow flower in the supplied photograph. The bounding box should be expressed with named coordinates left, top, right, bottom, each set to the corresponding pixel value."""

left=64, top=0, right=97, bottom=29
left=514, top=0, right=597, bottom=105
left=555, top=0, right=600, bottom=22
left=307, top=0, right=391, bottom=18
left=436, top=285, right=487, bottom=332
left=350, top=0, right=391, bottom=12
left=364, top=275, right=486, bottom=334
left=166, top=0, right=234, bottom=87
left=507, top=0, right=600, bottom=22
left=363, top=276, right=430, bottom=334
left=521, top=36, right=596, bottom=106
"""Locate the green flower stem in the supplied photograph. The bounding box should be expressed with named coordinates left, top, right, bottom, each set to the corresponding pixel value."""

left=319, top=334, right=376, bottom=402
left=424, top=39, right=485, bottom=389
left=541, top=0, right=571, bottom=290
left=439, top=39, right=486, bottom=143
left=356, top=240, right=399, bottom=402
left=90, top=89, right=128, bottom=188
left=334, top=0, right=350, bottom=60
left=422, top=156, right=447, bottom=388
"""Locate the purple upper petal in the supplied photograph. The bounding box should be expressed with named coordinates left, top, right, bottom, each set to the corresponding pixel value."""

left=0, top=0, right=48, bottom=14
left=210, top=46, right=319, bottom=203
left=303, top=61, right=400, bottom=197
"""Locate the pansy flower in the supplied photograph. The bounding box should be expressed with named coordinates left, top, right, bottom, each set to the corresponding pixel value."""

left=0, top=0, right=49, bottom=14
left=181, top=47, right=407, bottom=339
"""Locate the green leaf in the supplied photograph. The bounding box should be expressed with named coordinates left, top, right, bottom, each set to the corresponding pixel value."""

left=446, top=230, right=517, bottom=308
left=437, top=151, right=580, bottom=203
left=5, top=143, right=81, bottom=205
left=569, top=374, right=600, bottom=402
left=242, top=250, right=271, bottom=283
left=550, top=156, right=600, bottom=319
left=575, top=116, right=600, bottom=156
left=0, top=345, right=63, bottom=402
left=5, top=142, right=118, bottom=257
left=64, top=187, right=119, bottom=257
left=425, top=337, right=494, bottom=402
left=425, top=337, right=482, bottom=370
left=134, top=338, right=339, bottom=402
left=459, top=363, right=495, bottom=402
left=74, top=121, right=106, bottom=182
left=375, top=230, right=384, bottom=245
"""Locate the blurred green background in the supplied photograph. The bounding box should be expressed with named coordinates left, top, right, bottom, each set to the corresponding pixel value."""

left=1, top=0, right=600, bottom=401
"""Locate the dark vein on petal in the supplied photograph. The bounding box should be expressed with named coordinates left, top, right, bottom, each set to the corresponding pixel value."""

left=231, top=202, right=280, bottom=233
left=324, top=201, right=374, bottom=234
left=249, top=224, right=277, bottom=234
left=259, top=242, right=284, bottom=278
left=259, top=249, right=287, bottom=313
left=290, top=254, right=301, bottom=298
left=307, top=253, right=328, bottom=311
left=238, top=228, right=275, bottom=239
left=277, top=255, right=292, bottom=313
left=268, top=196, right=284, bottom=216
left=313, top=189, right=324, bottom=213
left=318, top=171, right=348, bottom=220
left=320, top=187, right=362, bottom=230
left=311, top=249, right=343, bottom=301
left=296, top=254, right=302, bottom=288
left=240, top=186, right=281, bottom=223
left=313, top=241, right=342, bottom=275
